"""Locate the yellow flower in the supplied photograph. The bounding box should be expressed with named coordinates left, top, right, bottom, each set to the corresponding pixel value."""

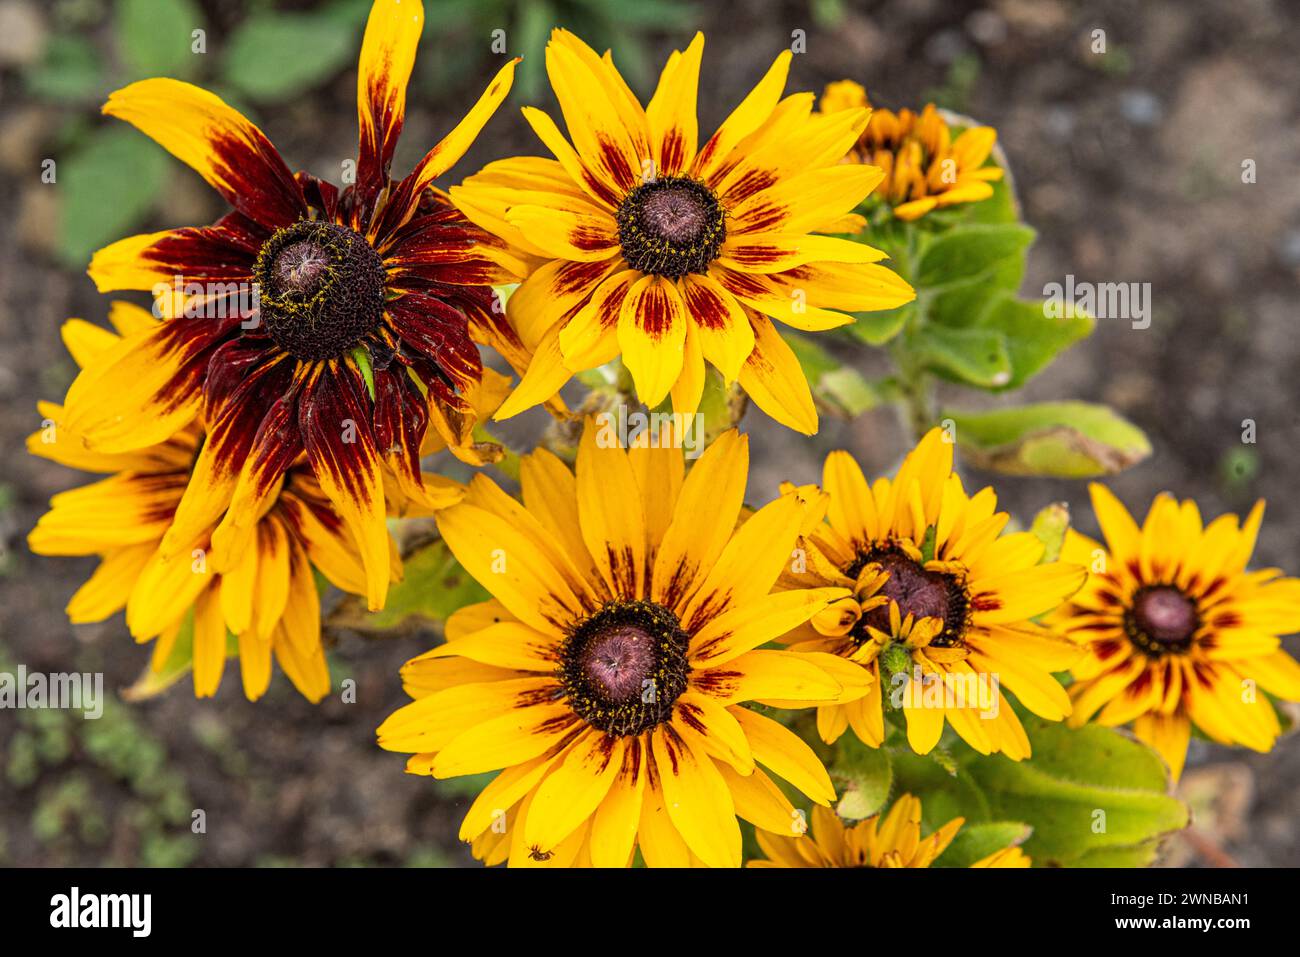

left=819, top=79, right=1004, bottom=221
left=781, top=428, right=1086, bottom=759
left=1053, top=485, right=1300, bottom=780
left=452, top=30, right=915, bottom=435
left=378, top=419, right=872, bottom=867
left=750, top=795, right=1030, bottom=868
left=27, top=304, right=409, bottom=701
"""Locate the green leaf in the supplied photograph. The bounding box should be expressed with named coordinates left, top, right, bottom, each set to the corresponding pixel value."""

left=222, top=12, right=359, bottom=103
left=1029, top=502, right=1070, bottom=563
left=602, top=0, right=699, bottom=27
left=350, top=346, right=375, bottom=400
left=57, top=126, right=168, bottom=269
left=964, top=720, right=1189, bottom=866
left=909, top=324, right=1012, bottom=388
left=946, top=401, right=1152, bottom=477
left=889, top=749, right=992, bottom=826
left=936, top=821, right=1031, bottom=868
left=321, top=0, right=381, bottom=27
left=974, top=294, right=1094, bottom=390
left=696, top=369, right=746, bottom=442
left=123, top=610, right=194, bottom=701
left=328, top=538, right=489, bottom=636
left=963, top=171, right=1019, bottom=225
left=1070, top=844, right=1162, bottom=867
left=893, top=718, right=1189, bottom=867
left=831, top=735, right=892, bottom=820
left=926, top=253, right=1025, bottom=327
left=785, top=333, right=883, bottom=418
left=117, top=0, right=204, bottom=78
left=25, top=36, right=104, bottom=102
left=846, top=302, right=912, bottom=345
left=915, top=223, right=1034, bottom=290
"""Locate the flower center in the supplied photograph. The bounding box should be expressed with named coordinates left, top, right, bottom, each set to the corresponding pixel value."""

left=1125, top=585, right=1199, bottom=656
left=616, top=176, right=726, bottom=279
left=253, top=221, right=386, bottom=362
left=850, top=548, right=969, bottom=647
left=560, top=600, right=690, bottom=735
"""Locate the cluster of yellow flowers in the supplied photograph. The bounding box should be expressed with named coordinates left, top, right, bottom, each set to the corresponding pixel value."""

left=27, top=0, right=1300, bottom=867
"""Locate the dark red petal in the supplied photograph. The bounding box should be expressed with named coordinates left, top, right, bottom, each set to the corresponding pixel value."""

left=207, top=128, right=307, bottom=229
left=298, top=363, right=380, bottom=506
left=138, top=215, right=264, bottom=283
left=295, top=172, right=340, bottom=222
left=367, top=173, right=424, bottom=245
left=386, top=293, right=483, bottom=391
left=246, top=394, right=305, bottom=496
left=144, top=314, right=243, bottom=417
left=392, top=260, right=511, bottom=289
left=373, top=367, right=428, bottom=486
left=203, top=337, right=298, bottom=475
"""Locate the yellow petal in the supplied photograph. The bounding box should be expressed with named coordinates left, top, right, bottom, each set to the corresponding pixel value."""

left=576, top=419, right=647, bottom=597
left=650, top=726, right=741, bottom=868
left=618, top=275, right=688, bottom=409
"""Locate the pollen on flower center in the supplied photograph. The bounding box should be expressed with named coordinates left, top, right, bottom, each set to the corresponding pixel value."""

left=850, top=548, right=970, bottom=647
left=561, top=600, right=690, bottom=735
left=616, top=176, right=726, bottom=279
left=254, top=221, right=387, bottom=362
left=1125, top=585, right=1199, bottom=656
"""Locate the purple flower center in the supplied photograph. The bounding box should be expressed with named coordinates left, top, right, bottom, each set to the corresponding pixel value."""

left=1126, top=585, right=1199, bottom=655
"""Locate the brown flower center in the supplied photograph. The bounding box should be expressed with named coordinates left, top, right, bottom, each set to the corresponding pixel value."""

left=560, top=600, right=689, bottom=735
left=850, top=548, right=970, bottom=647
left=1125, top=585, right=1199, bottom=656
left=254, top=221, right=386, bottom=361
left=616, top=176, right=725, bottom=279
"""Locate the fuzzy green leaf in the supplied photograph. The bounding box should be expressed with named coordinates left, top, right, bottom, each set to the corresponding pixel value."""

left=57, top=127, right=168, bottom=269
left=964, top=721, right=1189, bottom=866
left=832, top=735, right=893, bottom=820
left=892, top=718, right=1189, bottom=867
left=117, top=0, right=204, bottom=78
left=963, top=173, right=1020, bottom=225
left=974, top=294, right=1094, bottom=390
left=926, top=254, right=1026, bottom=327
left=328, top=538, right=489, bottom=636
left=946, top=401, right=1152, bottom=477
left=222, top=12, right=358, bottom=103
left=916, top=223, right=1035, bottom=290
left=846, top=302, right=912, bottom=345
left=25, top=36, right=105, bottom=101
left=1029, top=502, right=1071, bottom=563
left=935, top=821, right=1032, bottom=868
left=910, top=325, right=1012, bottom=388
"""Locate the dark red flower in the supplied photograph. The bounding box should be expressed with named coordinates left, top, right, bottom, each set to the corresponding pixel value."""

left=63, top=0, right=524, bottom=608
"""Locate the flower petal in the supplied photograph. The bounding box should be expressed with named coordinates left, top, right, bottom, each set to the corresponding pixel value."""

left=737, top=309, right=818, bottom=434
left=646, top=33, right=703, bottom=177
left=103, top=79, right=305, bottom=227
left=353, top=0, right=423, bottom=217
left=679, top=273, right=753, bottom=384
left=618, top=275, right=687, bottom=408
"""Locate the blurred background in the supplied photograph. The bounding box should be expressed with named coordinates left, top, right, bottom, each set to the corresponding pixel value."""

left=1, top=0, right=1298, bottom=866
